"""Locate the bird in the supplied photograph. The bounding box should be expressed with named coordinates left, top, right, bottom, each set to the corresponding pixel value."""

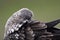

left=4, top=7, right=60, bottom=40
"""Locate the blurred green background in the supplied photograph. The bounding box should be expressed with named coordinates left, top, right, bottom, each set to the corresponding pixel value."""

left=0, top=0, right=60, bottom=40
